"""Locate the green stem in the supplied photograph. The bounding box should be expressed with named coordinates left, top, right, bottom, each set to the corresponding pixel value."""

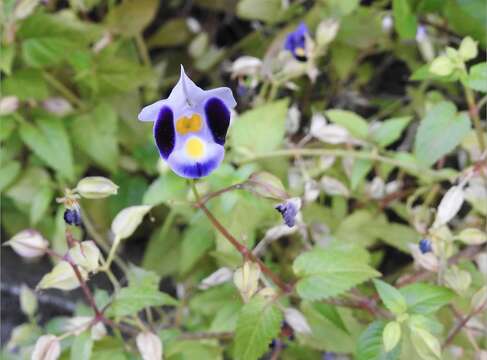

left=43, top=72, right=84, bottom=109
left=102, top=235, right=120, bottom=272
left=135, top=33, right=151, bottom=67
left=463, top=85, right=486, bottom=152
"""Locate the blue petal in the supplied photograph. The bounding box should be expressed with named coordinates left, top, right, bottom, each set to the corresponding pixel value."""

left=153, top=106, right=175, bottom=159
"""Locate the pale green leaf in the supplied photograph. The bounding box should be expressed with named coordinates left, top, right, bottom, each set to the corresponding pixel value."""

left=19, top=117, right=75, bottom=181
left=230, top=99, right=289, bottom=156
left=237, top=0, right=284, bottom=24
left=371, top=117, right=412, bottom=148
left=234, top=296, right=283, bottom=360
left=414, top=101, right=471, bottom=167
left=373, top=280, right=407, bottom=315
left=356, top=321, right=400, bottom=360
left=106, top=0, right=159, bottom=36
left=382, top=321, right=401, bottom=352
left=293, top=245, right=380, bottom=301
left=0, top=161, right=21, bottom=192
left=393, top=0, right=417, bottom=39
left=325, top=109, right=368, bottom=139
left=71, top=331, right=93, bottom=360
left=71, top=104, right=119, bottom=172
left=466, top=63, right=487, bottom=93
left=148, top=18, right=192, bottom=48
left=399, top=283, right=454, bottom=315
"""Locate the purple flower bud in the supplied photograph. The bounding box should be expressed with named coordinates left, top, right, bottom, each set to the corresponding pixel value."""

left=64, top=208, right=82, bottom=226
left=275, top=198, right=301, bottom=228
left=419, top=239, right=432, bottom=254
left=284, top=23, right=310, bottom=62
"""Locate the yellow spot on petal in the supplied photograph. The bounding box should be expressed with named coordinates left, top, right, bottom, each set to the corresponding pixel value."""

left=176, top=114, right=202, bottom=135
left=294, top=47, right=306, bottom=57
left=185, top=137, right=205, bottom=159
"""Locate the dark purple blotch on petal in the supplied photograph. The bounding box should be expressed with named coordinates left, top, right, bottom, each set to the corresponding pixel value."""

left=205, top=97, right=230, bottom=145
left=64, top=208, right=82, bottom=226
left=176, top=158, right=220, bottom=179
left=154, top=106, right=175, bottom=159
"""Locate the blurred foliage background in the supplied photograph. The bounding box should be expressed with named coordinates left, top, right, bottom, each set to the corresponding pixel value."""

left=1, top=0, right=486, bottom=359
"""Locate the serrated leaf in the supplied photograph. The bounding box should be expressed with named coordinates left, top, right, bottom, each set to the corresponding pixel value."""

left=71, top=104, right=119, bottom=172
left=234, top=296, right=283, bottom=360
left=231, top=99, right=288, bottom=156
left=373, top=280, right=407, bottom=315
left=399, top=283, right=454, bottom=315
left=466, top=63, right=487, bottom=93
left=2, top=68, right=49, bottom=100
left=356, top=321, right=400, bottom=360
left=108, top=284, right=177, bottom=318
left=414, top=101, right=471, bottom=167
left=19, top=116, right=75, bottom=181
left=325, top=109, right=368, bottom=139
left=293, top=245, right=380, bottom=301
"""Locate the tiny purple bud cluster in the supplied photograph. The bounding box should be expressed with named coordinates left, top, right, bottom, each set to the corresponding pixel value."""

left=275, top=200, right=299, bottom=228
left=419, top=239, right=432, bottom=254
left=64, top=208, right=82, bottom=226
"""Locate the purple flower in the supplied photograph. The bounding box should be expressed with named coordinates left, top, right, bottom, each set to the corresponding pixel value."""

left=284, top=23, right=310, bottom=62
left=419, top=239, right=432, bottom=254
left=138, top=66, right=237, bottom=178
left=275, top=198, right=301, bottom=228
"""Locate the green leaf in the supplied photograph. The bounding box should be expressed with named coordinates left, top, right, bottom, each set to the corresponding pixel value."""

left=142, top=225, right=181, bottom=277
left=179, top=221, right=214, bottom=275
left=382, top=321, right=401, bottom=353
left=350, top=159, right=372, bottom=191
left=373, top=280, right=407, bottom=315
left=19, top=116, right=75, bottom=181
left=147, top=18, right=192, bottom=48
left=371, top=117, right=412, bottom=148
left=408, top=322, right=442, bottom=360
left=71, top=331, right=93, bottom=360
left=230, top=99, right=288, bottom=157
left=466, top=63, right=487, bottom=93
left=293, top=245, right=380, bottom=301
left=71, top=104, right=119, bottom=172
left=356, top=321, right=400, bottom=360
left=142, top=172, right=187, bottom=206
left=2, top=69, right=49, bottom=100
left=237, top=0, right=284, bottom=24
left=106, top=0, right=159, bottom=36
left=234, top=296, right=283, bottom=360
left=414, top=101, right=471, bottom=167
left=166, top=340, right=222, bottom=360
left=0, top=161, right=21, bottom=192
left=444, top=0, right=486, bottom=47
left=0, top=43, right=15, bottom=75
left=325, top=109, right=368, bottom=139
left=30, top=186, right=54, bottom=225
left=108, top=285, right=177, bottom=317
left=399, top=283, right=454, bottom=315
left=393, top=0, right=417, bottom=39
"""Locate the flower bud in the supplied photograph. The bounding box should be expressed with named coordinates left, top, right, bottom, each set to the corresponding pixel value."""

left=381, top=15, right=393, bottom=33
left=136, top=332, right=163, bottom=360
left=76, top=177, right=119, bottom=199
left=457, top=228, right=487, bottom=245
left=69, top=241, right=101, bottom=273
left=475, top=253, right=487, bottom=277
left=419, top=239, right=432, bottom=254
left=284, top=308, right=312, bottom=334
left=64, top=208, right=82, bottom=226
left=275, top=197, right=301, bottom=228
left=42, top=97, right=73, bottom=116
left=14, top=0, right=40, bottom=20
left=4, top=230, right=48, bottom=258
left=111, top=205, right=152, bottom=241
left=433, top=185, right=464, bottom=228
left=20, top=284, right=37, bottom=317
left=458, top=36, right=478, bottom=61
left=233, top=261, right=261, bottom=302
left=444, top=266, right=471, bottom=294
left=32, top=335, right=61, bottom=360
left=246, top=172, right=288, bottom=200
left=0, top=96, right=19, bottom=115
left=91, top=321, right=107, bottom=341
left=409, top=244, right=438, bottom=272
left=198, top=267, right=233, bottom=290
left=37, top=261, right=87, bottom=291
left=366, top=177, right=385, bottom=199
left=316, top=19, right=340, bottom=46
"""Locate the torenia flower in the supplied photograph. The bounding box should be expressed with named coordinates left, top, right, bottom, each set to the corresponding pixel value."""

left=138, top=66, right=236, bottom=178
left=284, top=23, right=310, bottom=62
